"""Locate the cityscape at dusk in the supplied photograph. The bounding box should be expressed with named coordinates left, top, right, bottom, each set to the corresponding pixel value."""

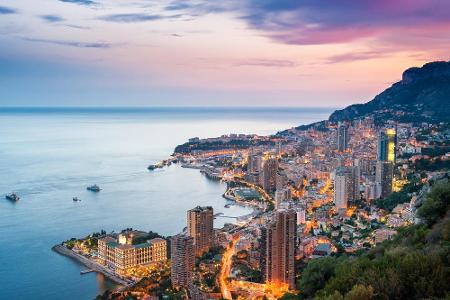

left=1, top=1, right=450, bottom=300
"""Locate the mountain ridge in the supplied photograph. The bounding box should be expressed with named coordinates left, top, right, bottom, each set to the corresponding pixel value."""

left=328, top=60, right=450, bottom=124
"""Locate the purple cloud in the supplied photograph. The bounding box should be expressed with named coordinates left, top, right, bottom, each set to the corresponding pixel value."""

left=326, top=50, right=388, bottom=64
left=240, top=0, right=450, bottom=45
left=236, top=59, right=297, bottom=68
left=99, top=13, right=182, bottom=23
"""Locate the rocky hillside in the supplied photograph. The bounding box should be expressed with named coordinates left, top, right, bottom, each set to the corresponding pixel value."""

left=329, top=61, right=450, bottom=124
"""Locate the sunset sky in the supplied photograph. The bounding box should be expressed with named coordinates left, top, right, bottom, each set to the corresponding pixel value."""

left=0, top=0, right=449, bottom=107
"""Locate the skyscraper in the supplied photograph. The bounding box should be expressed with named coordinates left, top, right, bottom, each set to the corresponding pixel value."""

left=377, top=128, right=397, bottom=163
left=376, top=161, right=393, bottom=198
left=171, top=234, right=195, bottom=288
left=187, top=206, right=214, bottom=257
left=352, top=160, right=361, bottom=200
left=260, top=209, right=296, bottom=290
left=337, top=122, right=349, bottom=152
left=260, top=156, right=278, bottom=192
left=274, top=188, right=292, bottom=209
left=333, top=166, right=359, bottom=209
left=334, top=170, right=351, bottom=210
left=248, top=151, right=262, bottom=173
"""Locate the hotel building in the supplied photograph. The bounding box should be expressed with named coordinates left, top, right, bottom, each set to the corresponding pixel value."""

left=98, top=231, right=167, bottom=274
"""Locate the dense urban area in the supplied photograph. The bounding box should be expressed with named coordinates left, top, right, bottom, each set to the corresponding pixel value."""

left=56, top=111, right=450, bottom=299
left=53, top=58, right=450, bottom=300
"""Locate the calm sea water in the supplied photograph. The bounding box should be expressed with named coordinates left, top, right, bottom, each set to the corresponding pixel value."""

left=0, top=107, right=332, bottom=300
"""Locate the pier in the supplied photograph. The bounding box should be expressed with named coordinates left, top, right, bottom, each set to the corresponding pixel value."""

left=52, top=244, right=131, bottom=287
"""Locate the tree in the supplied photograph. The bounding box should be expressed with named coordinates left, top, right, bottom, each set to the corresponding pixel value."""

left=417, top=181, right=450, bottom=226
left=298, top=256, right=339, bottom=298
left=344, top=284, right=374, bottom=300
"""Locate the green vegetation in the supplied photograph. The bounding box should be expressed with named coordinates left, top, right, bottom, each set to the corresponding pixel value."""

left=375, top=177, right=423, bottom=211
left=284, top=180, right=450, bottom=299
left=96, top=262, right=173, bottom=300
left=174, top=139, right=274, bottom=154
left=63, top=230, right=106, bottom=250
left=130, top=231, right=164, bottom=245
left=232, top=250, right=262, bottom=283
left=197, top=246, right=225, bottom=262
left=413, top=158, right=450, bottom=171
left=417, top=181, right=450, bottom=226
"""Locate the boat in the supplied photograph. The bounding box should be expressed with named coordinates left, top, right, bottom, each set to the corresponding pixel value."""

left=86, top=184, right=101, bottom=192
left=147, top=164, right=156, bottom=171
left=5, top=193, right=19, bottom=201
left=73, top=197, right=81, bottom=202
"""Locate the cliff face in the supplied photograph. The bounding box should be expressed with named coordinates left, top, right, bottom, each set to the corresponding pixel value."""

left=329, top=61, right=450, bottom=124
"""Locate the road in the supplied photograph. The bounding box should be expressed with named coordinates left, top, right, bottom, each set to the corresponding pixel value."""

left=219, top=237, right=238, bottom=299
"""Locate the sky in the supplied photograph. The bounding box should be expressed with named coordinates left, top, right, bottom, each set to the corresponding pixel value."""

left=0, top=0, right=449, bottom=107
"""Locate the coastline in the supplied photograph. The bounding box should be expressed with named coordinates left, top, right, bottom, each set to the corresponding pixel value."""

left=51, top=244, right=131, bottom=287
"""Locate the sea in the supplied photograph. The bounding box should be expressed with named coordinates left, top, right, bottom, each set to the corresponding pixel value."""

left=0, top=107, right=332, bottom=300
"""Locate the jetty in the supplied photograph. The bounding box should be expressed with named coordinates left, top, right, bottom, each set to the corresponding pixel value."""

left=52, top=244, right=131, bottom=286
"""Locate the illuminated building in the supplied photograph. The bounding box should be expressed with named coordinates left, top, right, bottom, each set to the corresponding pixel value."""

left=260, top=156, right=278, bottom=192
left=260, top=209, right=296, bottom=290
left=377, top=128, right=397, bottom=163
left=98, top=232, right=167, bottom=275
left=187, top=206, right=214, bottom=257
left=296, top=207, right=306, bottom=225
left=337, top=122, right=349, bottom=152
left=171, top=234, right=195, bottom=288
left=376, top=161, right=393, bottom=198
left=247, top=151, right=262, bottom=173
left=274, top=188, right=291, bottom=209
left=351, top=160, right=361, bottom=200
left=333, top=166, right=359, bottom=210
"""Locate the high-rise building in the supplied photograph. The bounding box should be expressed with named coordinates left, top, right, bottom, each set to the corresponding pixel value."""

left=296, top=207, right=306, bottom=225
left=171, top=234, right=195, bottom=288
left=334, top=172, right=350, bottom=210
left=276, top=171, right=288, bottom=190
left=365, top=181, right=382, bottom=200
left=352, top=160, right=361, bottom=200
left=375, top=161, right=393, bottom=198
left=260, top=209, right=296, bottom=290
left=337, top=122, right=349, bottom=152
left=247, top=151, right=262, bottom=173
left=275, top=188, right=291, bottom=209
left=333, top=166, right=359, bottom=209
left=187, top=206, right=214, bottom=257
left=377, top=128, right=397, bottom=163
left=260, top=156, right=278, bottom=192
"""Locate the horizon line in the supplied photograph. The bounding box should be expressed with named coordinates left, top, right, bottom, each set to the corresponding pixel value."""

left=0, top=105, right=339, bottom=111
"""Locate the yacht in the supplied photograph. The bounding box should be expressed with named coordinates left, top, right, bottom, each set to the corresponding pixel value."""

left=86, top=184, right=101, bottom=192
left=5, top=193, right=19, bottom=201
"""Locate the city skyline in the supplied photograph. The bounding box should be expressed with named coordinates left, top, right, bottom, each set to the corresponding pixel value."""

left=1, top=0, right=449, bottom=107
